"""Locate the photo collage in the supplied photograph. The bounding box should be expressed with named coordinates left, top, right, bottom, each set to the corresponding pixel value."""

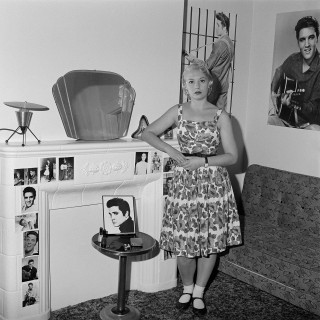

left=14, top=156, right=74, bottom=308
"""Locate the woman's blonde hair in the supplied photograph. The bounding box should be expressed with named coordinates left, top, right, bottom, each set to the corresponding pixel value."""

left=182, top=63, right=214, bottom=97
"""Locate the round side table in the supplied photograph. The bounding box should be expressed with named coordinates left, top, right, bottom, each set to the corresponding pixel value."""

left=92, top=231, right=157, bottom=320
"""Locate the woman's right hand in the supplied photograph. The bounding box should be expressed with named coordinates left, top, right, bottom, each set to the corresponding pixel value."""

left=167, top=148, right=187, bottom=166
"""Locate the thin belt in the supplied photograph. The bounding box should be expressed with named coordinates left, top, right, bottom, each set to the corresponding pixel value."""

left=182, top=152, right=216, bottom=158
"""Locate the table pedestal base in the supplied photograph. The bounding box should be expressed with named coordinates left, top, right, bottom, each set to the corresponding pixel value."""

left=100, top=305, right=140, bottom=319
left=92, top=233, right=157, bottom=320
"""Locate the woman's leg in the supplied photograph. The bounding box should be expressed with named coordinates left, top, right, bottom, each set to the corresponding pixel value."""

left=177, top=256, right=196, bottom=304
left=193, top=254, right=217, bottom=310
left=177, top=256, right=196, bottom=285
left=195, top=254, right=217, bottom=287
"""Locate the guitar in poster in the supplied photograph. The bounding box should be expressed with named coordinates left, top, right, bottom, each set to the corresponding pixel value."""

left=275, top=74, right=305, bottom=127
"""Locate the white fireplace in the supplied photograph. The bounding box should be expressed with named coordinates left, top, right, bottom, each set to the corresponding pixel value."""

left=0, top=139, right=178, bottom=320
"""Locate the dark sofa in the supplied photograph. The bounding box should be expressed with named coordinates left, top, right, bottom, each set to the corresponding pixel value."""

left=218, top=164, right=320, bottom=315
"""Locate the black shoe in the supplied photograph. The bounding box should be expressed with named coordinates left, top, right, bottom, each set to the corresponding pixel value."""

left=176, top=293, right=192, bottom=310
left=192, top=297, right=207, bottom=316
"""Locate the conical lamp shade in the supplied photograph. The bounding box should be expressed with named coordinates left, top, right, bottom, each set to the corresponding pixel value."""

left=16, top=110, right=33, bottom=127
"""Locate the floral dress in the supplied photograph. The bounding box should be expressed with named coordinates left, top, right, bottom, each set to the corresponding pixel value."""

left=160, top=105, right=242, bottom=257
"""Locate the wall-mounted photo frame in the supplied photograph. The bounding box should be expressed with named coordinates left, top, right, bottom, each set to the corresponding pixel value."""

left=102, top=195, right=136, bottom=235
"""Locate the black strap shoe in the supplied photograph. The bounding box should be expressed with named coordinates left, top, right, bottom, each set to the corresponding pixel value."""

left=192, top=297, right=207, bottom=316
left=176, top=293, right=192, bottom=310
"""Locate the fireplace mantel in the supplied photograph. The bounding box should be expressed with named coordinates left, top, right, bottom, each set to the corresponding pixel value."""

left=0, top=139, right=178, bottom=320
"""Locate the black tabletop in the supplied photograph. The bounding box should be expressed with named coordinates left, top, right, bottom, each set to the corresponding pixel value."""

left=91, top=231, right=157, bottom=257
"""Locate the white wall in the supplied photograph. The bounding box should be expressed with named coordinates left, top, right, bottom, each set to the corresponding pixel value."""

left=246, top=0, right=320, bottom=177
left=0, top=0, right=183, bottom=142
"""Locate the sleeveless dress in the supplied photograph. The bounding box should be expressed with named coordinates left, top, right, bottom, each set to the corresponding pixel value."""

left=160, top=105, right=242, bottom=257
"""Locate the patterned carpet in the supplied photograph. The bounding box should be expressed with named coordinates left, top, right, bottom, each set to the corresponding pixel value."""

left=50, top=271, right=320, bottom=320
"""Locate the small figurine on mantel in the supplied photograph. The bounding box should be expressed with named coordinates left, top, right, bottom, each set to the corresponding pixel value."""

left=131, top=115, right=149, bottom=140
left=132, top=115, right=174, bottom=140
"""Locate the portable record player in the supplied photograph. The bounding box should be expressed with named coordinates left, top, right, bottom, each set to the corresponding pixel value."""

left=3, top=101, right=49, bottom=146
left=52, top=70, right=136, bottom=141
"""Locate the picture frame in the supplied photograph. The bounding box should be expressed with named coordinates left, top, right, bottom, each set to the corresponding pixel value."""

left=102, top=195, right=136, bottom=235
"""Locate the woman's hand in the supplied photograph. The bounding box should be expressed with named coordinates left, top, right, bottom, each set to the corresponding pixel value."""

left=167, top=149, right=187, bottom=166
left=180, top=157, right=204, bottom=171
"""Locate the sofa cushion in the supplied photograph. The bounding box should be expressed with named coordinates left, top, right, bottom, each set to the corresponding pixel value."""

left=243, top=217, right=320, bottom=270
left=219, top=257, right=320, bottom=315
left=222, top=242, right=320, bottom=295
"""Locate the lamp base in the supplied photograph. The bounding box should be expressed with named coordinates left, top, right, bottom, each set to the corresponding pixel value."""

left=5, top=126, right=41, bottom=147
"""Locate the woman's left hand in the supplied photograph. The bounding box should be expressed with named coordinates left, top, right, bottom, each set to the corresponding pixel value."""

left=180, top=157, right=204, bottom=171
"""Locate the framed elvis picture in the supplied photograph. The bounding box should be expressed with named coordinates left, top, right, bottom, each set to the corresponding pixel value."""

left=102, top=195, right=136, bottom=235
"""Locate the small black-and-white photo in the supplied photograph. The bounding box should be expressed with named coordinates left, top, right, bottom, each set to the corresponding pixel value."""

left=15, top=213, right=38, bottom=232
left=22, top=281, right=39, bottom=307
left=58, top=157, right=74, bottom=181
left=26, top=168, right=38, bottom=185
left=21, top=186, right=38, bottom=213
left=163, top=157, right=177, bottom=173
left=40, top=157, right=56, bottom=183
left=163, top=175, right=173, bottom=197
left=14, top=168, right=25, bottom=186
left=150, top=151, right=162, bottom=173
left=22, top=256, right=39, bottom=282
left=134, top=152, right=148, bottom=175
left=164, top=127, right=173, bottom=139
left=23, top=230, right=39, bottom=257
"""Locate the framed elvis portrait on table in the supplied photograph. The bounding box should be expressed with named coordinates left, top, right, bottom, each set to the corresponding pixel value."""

left=102, top=195, right=136, bottom=235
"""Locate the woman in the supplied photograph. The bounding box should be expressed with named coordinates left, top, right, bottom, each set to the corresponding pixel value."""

left=142, top=63, right=242, bottom=316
